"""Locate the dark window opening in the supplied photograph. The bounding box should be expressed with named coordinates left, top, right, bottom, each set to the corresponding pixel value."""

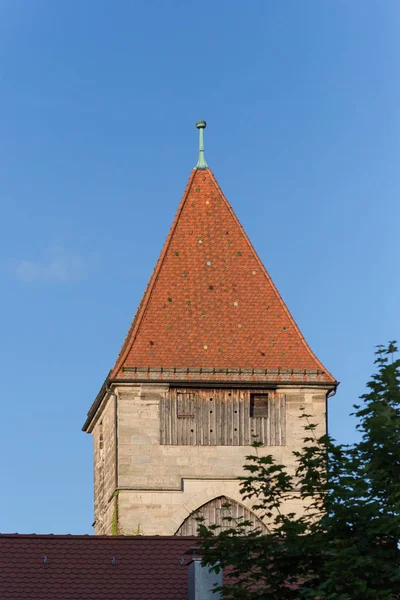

left=250, top=394, right=269, bottom=418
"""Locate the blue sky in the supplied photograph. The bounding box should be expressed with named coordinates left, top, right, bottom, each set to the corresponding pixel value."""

left=0, top=0, right=398, bottom=534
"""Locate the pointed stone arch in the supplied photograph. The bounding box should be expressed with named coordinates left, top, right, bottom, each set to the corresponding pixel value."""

left=174, top=495, right=268, bottom=536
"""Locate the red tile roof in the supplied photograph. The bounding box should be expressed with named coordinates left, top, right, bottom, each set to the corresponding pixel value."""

left=0, top=534, right=196, bottom=600
left=112, top=168, right=334, bottom=384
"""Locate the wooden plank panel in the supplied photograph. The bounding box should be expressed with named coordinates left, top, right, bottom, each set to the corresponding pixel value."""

left=255, top=413, right=261, bottom=445
left=259, top=416, right=264, bottom=444
left=260, top=411, right=265, bottom=445
left=238, top=390, right=243, bottom=446
left=195, top=391, right=202, bottom=445
left=225, top=392, right=231, bottom=445
left=210, top=389, right=216, bottom=445
left=238, top=392, right=243, bottom=445
left=189, top=390, right=196, bottom=445
left=202, top=392, right=210, bottom=446
left=186, top=395, right=194, bottom=445
left=249, top=401, right=257, bottom=445
left=243, top=393, right=250, bottom=445
left=223, top=390, right=228, bottom=446
left=177, top=394, right=183, bottom=444
left=161, top=387, right=286, bottom=447
left=226, top=392, right=233, bottom=446
left=184, top=395, right=188, bottom=445
left=221, top=392, right=227, bottom=445
left=269, top=394, right=275, bottom=445
left=216, top=390, right=222, bottom=445
left=171, top=393, right=177, bottom=445
left=220, top=389, right=226, bottom=446
left=219, top=393, right=225, bottom=445
left=184, top=396, right=190, bottom=445
left=233, top=391, right=239, bottom=445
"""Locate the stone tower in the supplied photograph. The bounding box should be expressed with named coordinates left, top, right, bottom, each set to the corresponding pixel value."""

left=83, top=122, right=337, bottom=536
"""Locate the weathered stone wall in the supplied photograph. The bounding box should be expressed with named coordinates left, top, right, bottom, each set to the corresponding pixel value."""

left=91, top=382, right=327, bottom=536
left=92, top=395, right=116, bottom=535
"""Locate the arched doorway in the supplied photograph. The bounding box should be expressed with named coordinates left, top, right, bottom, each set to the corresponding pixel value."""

left=175, top=496, right=268, bottom=536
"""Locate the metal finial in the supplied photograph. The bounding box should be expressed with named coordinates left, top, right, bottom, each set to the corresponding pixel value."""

left=195, top=121, right=208, bottom=169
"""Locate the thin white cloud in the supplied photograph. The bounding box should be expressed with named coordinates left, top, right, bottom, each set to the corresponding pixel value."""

left=16, top=250, right=85, bottom=283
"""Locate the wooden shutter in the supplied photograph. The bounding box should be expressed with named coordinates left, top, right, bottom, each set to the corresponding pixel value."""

left=160, top=389, right=286, bottom=446
left=250, top=394, right=269, bottom=418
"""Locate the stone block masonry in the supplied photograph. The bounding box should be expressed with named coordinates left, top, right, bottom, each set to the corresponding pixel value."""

left=90, top=382, right=327, bottom=536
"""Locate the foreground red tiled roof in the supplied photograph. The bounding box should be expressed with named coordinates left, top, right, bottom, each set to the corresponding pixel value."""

left=0, top=534, right=197, bottom=600
left=112, top=168, right=334, bottom=384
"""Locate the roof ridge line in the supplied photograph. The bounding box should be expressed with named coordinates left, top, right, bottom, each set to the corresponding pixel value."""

left=111, top=169, right=199, bottom=377
left=206, top=170, right=334, bottom=380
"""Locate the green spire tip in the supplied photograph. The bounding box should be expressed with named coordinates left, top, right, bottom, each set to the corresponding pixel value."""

left=195, top=120, right=208, bottom=169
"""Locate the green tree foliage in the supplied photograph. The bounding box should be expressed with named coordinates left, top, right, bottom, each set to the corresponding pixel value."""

left=199, top=343, right=400, bottom=599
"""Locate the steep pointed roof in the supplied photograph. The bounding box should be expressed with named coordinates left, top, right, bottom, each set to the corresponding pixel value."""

left=111, top=148, right=335, bottom=385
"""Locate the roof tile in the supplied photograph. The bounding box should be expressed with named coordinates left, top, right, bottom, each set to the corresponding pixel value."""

left=112, top=168, right=334, bottom=383
left=0, top=535, right=197, bottom=600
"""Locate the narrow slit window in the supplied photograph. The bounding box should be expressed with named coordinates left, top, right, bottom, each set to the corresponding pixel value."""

left=250, top=394, right=269, bottom=418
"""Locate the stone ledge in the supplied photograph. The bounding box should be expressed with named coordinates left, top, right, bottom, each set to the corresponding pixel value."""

left=119, top=366, right=335, bottom=384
